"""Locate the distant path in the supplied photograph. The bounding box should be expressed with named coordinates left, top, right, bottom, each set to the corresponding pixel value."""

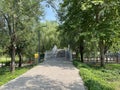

left=0, top=57, right=86, bottom=90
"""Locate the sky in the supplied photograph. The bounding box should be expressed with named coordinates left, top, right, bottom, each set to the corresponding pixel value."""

left=41, top=1, right=60, bottom=22
left=44, top=7, right=57, bottom=21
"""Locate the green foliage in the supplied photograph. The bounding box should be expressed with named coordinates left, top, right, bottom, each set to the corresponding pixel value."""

left=0, top=0, right=44, bottom=70
left=39, top=21, right=60, bottom=51
left=105, top=64, right=120, bottom=70
left=73, top=60, right=120, bottom=90
left=0, top=65, right=34, bottom=86
left=58, top=0, right=120, bottom=66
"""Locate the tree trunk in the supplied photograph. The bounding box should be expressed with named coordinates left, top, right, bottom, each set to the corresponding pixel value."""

left=10, top=44, right=15, bottom=72
left=116, top=54, right=119, bottom=63
left=3, top=8, right=17, bottom=72
left=18, top=53, right=22, bottom=67
left=99, top=40, right=105, bottom=67
left=80, top=49, right=84, bottom=62
left=10, top=15, right=16, bottom=72
left=75, top=50, right=79, bottom=59
left=79, top=39, right=84, bottom=62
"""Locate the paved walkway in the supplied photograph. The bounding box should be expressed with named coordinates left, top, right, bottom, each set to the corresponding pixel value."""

left=0, top=58, right=86, bottom=90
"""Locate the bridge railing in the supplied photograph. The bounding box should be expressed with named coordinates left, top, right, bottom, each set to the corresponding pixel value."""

left=44, top=49, right=73, bottom=61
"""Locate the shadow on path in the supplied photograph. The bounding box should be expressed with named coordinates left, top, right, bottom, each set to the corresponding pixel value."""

left=0, top=75, right=84, bottom=90
left=0, top=57, right=86, bottom=90
left=42, top=57, right=75, bottom=70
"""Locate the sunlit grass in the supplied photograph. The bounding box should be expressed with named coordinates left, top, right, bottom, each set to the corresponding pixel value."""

left=0, top=56, right=19, bottom=63
left=0, top=65, right=34, bottom=86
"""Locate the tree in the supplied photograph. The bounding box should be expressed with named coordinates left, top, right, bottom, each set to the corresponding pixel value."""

left=0, top=0, right=43, bottom=72
left=58, top=0, right=120, bottom=66
left=58, top=0, right=92, bottom=62
left=39, top=21, right=59, bottom=51
left=91, top=0, right=120, bottom=66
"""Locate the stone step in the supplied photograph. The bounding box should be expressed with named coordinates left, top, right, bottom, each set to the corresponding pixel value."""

left=56, top=50, right=65, bottom=57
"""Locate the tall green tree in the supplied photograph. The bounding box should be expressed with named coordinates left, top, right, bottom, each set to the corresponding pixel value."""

left=58, top=0, right=92, bottom=62
left=39, top=21, right=59, bottom=51
left=0, top=0, right=43, bottom=72
left=58, top=0, right=120, bottom=66
left=91, top=0, right=120, bottom=66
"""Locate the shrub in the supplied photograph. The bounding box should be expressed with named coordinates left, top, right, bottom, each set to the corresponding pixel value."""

left=73, top=60, right=116, bottom=90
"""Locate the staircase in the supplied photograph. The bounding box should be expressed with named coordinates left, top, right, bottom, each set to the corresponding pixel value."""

left=56, top=49, right=65, bottom=57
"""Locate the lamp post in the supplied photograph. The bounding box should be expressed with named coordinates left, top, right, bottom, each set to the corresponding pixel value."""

left=38, top=29, right=40, bottom=63
left=38, top=26, right=47, bottom=63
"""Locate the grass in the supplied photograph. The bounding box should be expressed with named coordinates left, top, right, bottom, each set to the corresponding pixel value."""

left=0, top=57, right=11, bottom=63
left=0, top=65, right=34, bottom=86
left=73, top=60, right=120, bottom=90
left=0, top=56, right=29, bottom=66
left=0, top=56, right=19, bottom=63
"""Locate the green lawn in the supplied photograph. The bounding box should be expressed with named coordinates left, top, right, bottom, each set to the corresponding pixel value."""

left=0, top=56, right=19, bottom=63
left=0, top=56, right=28, bottom=66
left=0, top=65, right=34, bottom=86
left=0, top=57, right=11, bottom=63
left=73, top=60, right=120, bottom=90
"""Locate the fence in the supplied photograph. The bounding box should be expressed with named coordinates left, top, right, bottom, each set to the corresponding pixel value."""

left=84, top=57, right=120, bottom=64
left=44, top=49, right=73, bottom=61
left=73, top=53, right=120, bottom=64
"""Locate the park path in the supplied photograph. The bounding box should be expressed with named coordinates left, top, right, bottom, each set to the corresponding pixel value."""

left=0, top=57, right=86, bottom=90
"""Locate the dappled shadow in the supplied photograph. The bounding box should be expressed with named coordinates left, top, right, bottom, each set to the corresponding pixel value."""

left=0, top=75, right=85, bottom=90
left=0, top=57, right=86, bottom=90
left=40, top=57, right=75, bottom=70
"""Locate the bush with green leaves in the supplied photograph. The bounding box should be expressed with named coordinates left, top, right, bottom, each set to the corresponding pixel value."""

left=73, top=60, right=120, bottom=90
